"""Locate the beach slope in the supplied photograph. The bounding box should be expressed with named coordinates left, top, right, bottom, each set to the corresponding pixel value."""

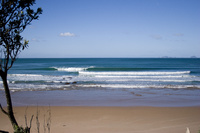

left=0, top=106, right=200, bottom=133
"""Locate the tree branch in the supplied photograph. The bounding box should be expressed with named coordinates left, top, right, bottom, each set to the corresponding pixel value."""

left=0, top=103, right=8, bottom=116
left=5, top=4, right=20, bottom=25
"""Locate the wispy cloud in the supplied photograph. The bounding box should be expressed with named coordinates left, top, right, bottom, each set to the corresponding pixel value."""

left=29, top=25, right=35, bottom=29
left=173, top=33, right=184, bottom=37
left=60, top=32, right=76, bottom=37
left=150, top=34, right=163, bottom=40
left=31, top=38, right=40, bottom=42
left=31, top=37, right=46, bottom=42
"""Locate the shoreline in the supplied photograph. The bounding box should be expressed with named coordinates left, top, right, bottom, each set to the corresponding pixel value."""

left=1, top=106, right=200, bottom=133
left=1, top=88, right=200, bottom=107
left=1, top=89, right=200, bottom=132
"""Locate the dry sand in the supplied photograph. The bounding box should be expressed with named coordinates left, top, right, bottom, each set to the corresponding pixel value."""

left=0, top=106, right=200, bottom=133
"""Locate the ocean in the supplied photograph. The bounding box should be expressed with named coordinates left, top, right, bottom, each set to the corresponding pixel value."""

left=1, top=58, right=200, bottom=106
left=2, top=58, right=200, bottom=91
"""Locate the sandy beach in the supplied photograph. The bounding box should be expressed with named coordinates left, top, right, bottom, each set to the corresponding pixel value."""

left=1, top=58, right=200, bottom=132
left=0, top=106, right=200, bottom=133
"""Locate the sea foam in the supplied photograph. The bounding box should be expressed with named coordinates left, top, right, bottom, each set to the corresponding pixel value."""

left=52, top=66, right=93, bottom=72
left=79, top=71, right=191, bottom=75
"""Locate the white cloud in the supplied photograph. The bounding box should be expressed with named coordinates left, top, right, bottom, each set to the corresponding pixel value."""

left=60, top=32, right=76, bottom=37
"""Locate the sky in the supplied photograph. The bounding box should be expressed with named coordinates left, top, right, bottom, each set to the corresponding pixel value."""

left=20, top=0, right=200, bottom=58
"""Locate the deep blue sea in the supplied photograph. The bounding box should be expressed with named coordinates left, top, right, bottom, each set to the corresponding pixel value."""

left=1, top=58, right=200, bottom=91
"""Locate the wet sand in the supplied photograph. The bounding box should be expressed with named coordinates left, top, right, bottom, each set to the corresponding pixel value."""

left=1, top=89, right=200, bottom=107
left=1, top=88, right=200, bottom=133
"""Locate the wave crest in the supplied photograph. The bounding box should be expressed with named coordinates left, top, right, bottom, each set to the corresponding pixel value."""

left=52, top=66, right=94, bottom=72
left=79, top=71, right=191, bottom=75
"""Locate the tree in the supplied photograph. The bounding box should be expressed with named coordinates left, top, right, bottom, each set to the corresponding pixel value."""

left=0, top=0, right=42, bottom=132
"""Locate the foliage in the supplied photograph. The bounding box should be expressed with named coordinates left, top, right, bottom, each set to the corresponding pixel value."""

left=0, top=0, right=42, bottom=71
left=14, top=126, right=30, bottom=133
left=0, top=0, right=42, bottom=132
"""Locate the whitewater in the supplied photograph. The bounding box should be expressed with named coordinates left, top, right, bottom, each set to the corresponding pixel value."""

left=1, top=58, right=200, bottom=107
left=0, top=58, right=199, bottom=91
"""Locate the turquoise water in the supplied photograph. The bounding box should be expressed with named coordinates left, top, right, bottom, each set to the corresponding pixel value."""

left=0, top=58, right=200, bottom=91
left=1, top=58, right=200, bottom=106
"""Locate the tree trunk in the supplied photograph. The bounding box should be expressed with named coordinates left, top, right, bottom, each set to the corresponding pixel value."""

left=1, top=72, right=19, bottom=130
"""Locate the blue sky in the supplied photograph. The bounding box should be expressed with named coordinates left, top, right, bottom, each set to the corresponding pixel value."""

left=20, top=0, right=200, bottom=58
